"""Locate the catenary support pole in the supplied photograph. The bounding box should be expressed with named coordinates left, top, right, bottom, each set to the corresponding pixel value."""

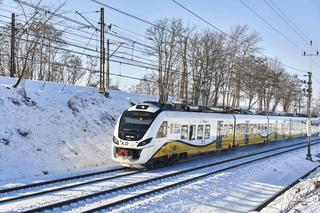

left=306, top=71, right=312, bottom=160
left=303, top=40, right=318, bottom=161
left=99, top=7, right=105, bottom=93
left=10, top=13, right=16, bottom=78
left=106, top=39, right=110, bottom=90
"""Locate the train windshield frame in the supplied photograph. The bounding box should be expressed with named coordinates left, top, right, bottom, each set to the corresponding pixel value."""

left=119, top=111, right=156, bottom=134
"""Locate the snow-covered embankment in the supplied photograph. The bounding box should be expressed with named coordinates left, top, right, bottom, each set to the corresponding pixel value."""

left=0, top=77, right=155, bottom=182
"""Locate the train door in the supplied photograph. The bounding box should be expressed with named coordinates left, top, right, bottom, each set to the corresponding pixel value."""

left=289, top=119, right=292, bottom=138
left=275, top=121, right=278, bottom=141
left=244, top=121, right=249, bottom=144
left=216, top=121, right=223, bottom=149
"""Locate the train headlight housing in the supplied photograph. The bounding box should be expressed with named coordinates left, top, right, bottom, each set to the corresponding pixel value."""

left=113, top=136, right=119, bottom=145
left=137, top=138, right=153, bottom=147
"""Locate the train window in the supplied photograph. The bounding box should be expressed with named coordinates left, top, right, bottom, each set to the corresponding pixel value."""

left=229, top=124, right=233, bottom=135
left=242, top=124, right=246, bottom=134
left=236, top=124, right=241, bottom=134
left=189, top=125, right=196, bottom=140
left=224, top=124, right=229, bottom=135
left=119, top=111, right=155, bottom=134
left=174, top=124, right=181, bottom=134
left=197, top=125, right=204, bottom=139
left=156, top=121, right=168, bottom=138
left=204, top=125, right=210, bottom=139
left=181, top=125, right=188, bottom=139
left=170, top=124, right=173, bottom=135
left=250, top=124, right=254, bottom=134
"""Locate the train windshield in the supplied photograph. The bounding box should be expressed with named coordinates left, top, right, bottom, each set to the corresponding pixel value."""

left=119, top=111, right=155, bottom=134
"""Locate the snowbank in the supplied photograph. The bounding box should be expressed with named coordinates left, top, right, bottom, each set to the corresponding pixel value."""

left=0, top=76, right=156, bottom=182
left=262, top=167, right=320, bottom=212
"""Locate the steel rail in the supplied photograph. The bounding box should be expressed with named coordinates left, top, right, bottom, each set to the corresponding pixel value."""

left=0, top=169, right=142, bottom=204
left=0, top=167, right=125, bottom=194
left=21, top=139, right=320, bottom=213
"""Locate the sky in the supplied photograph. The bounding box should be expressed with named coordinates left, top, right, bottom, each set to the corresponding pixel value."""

left=1, top=0, right=320, bottom=96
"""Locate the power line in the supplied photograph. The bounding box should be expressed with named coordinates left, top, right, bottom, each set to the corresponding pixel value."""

left=112, top=23, right=149, bottom=40
left=240, top=0, right=304, bottom=52
left=0, top=2, right=157, bottom=57
left=172, top=0, right=307, bottom=74
left=263, top=0, right=309, bottom=45
left=0, top=52, right=157, bottom=83
left=6, top=2, right=158, bottom=53
left=89, top=0, right=156, bottom=27
left=0, top=32, right=157, bottom=70
left=267, top=0, right=311, bottom=44
left=16, top=0, right=88, bottom=27
left=0, top=21, right=157, bottom=63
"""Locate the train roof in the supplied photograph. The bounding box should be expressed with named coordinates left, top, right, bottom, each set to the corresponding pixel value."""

left=129, top=101, right=318, bottom=121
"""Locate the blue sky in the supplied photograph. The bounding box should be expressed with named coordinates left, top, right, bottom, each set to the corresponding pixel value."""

left=2, top=0, right=320, bottom=95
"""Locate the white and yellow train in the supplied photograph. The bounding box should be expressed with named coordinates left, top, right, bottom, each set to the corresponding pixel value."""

left=112, top=102, right=320, bottom=168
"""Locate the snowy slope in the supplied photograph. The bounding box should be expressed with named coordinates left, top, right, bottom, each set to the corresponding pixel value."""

left=0, top=76, right=156, bottom=182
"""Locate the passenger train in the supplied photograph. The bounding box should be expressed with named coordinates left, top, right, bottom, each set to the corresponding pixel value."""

left=112, top=101, right=320, bottom=168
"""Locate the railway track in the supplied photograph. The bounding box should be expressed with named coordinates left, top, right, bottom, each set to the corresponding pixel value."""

left=1, top=138, right=315, bottom=207
left=1, top=139, right=316, bottom=213
left=0, top=167, right=142, bottom=204
left=0, top=167, right=125, bottom=194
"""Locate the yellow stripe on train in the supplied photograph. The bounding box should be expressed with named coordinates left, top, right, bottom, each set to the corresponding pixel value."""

left=152, top=133, right=273, bottom=159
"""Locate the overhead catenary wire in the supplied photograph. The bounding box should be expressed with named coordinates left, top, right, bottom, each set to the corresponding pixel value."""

left=0, top=2, right=158, bottom=55
left=0, top=6, right=159, bottom=58
left=263, top=0, right=309, bottom=46
left=3, top=0, right=312, bottom=75
left=259, top=1, right=320, bottom=83
left=12, top=1, right=158, bottom=51
left=89, top=0, right=156, bottom=27
left=171, top=0, right=307, bottom=74
left=267, top=0, right=311, bottom=45
left=0, top=52, right=157, bottom=83
left=239, top=0, right=304, bottom=52
left=2, top=0, right=314, bottom=89
left=0, top=22, right=158, bottom=64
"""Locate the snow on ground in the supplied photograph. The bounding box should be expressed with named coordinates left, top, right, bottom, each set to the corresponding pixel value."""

left=108, top=143, right=320, bottom=213
left=0, top=76, right=156, bottom=183
left=262, top=165, right=320, bottom=213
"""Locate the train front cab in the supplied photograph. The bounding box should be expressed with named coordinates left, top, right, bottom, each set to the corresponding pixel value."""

left=112, top=104, right=165, bottom=167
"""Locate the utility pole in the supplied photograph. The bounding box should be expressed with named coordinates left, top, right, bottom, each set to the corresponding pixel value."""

left=106, top=39, right=110, bottom=89
left=303, top=40, right=318, bottom=161
left=179, top=37, right=188, bottom=103
left=306, top=71, right=312, bottom=160
left=99, top=7, right=105, bottom=94
left=10, top=13, right=16, bottom=78
left=298, top=97, right=301, bottom=114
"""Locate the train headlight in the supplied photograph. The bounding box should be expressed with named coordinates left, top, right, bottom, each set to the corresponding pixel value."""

left=137, top=138, right=153, bottom=147
left=113, top=136, right=119, bottom=145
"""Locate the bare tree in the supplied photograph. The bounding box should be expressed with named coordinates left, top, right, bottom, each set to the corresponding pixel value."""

left=13, top=1, right=65, bottom=88
left=60, top=52, right=83, bottom=85
left=280, top=74, right=301, bottom=112
left=86, top=56, right=99, bottom=87
left=147, top=18, right=187, bottom=103
left=130, top=73, right=158, bottom=95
